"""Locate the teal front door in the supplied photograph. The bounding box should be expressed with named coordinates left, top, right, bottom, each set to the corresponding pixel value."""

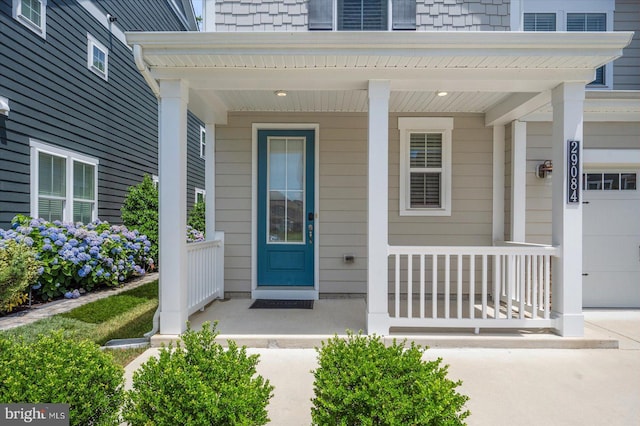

left=257, top=130, right=315, bottom=286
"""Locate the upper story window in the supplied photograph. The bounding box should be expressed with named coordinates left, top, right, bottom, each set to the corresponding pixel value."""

left=200, top=126, right=206, bottom=159
left=195, top=188, right=206, bottom=204
left=309, top=0, right=416, bottom=31
left=87, top=34, right=109, bottom=80
left=30, top=140, right=99, bottom=224
left=521, top=0, right=614, bottom=88
left=398, top=117, right=453, bottom=216
left=12, top=0, right=47, bottom=38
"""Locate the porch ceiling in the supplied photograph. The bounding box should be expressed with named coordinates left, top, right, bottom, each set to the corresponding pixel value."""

left=126, top=31, right=633, bottom=123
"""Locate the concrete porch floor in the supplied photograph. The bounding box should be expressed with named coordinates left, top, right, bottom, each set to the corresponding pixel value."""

left=150, top=297, right=625, bottom=349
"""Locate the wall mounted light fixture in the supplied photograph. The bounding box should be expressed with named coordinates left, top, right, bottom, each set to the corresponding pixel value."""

left=536, top=160, right=553, bottom=179
left=0, top=96, right=9, bottom=117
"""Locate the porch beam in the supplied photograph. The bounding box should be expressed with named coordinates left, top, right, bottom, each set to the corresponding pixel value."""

left=367, top=80, right=391, bottom=335
left=510, top=121, right=526, bottom=242
left=158, top=79, right=189, bottom=335
left=205, top=121, right=216, bottom=240
left=551, top=82, right=585, bottom=337
left=484, top=92, right=550, bottom=127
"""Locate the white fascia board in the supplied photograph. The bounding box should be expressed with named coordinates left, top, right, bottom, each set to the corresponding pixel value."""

left=125, top=31, right=633, bottom=55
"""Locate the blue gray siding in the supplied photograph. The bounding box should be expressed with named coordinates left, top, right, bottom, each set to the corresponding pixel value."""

left=614, top=0, right=640, bottom=90
left=0, top=0, right=203, bottom=228
left=94, top=0, right=189, bottom=31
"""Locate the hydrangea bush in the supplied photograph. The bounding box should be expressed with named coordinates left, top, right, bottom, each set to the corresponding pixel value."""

left=0, top=215, right=152, bottom=301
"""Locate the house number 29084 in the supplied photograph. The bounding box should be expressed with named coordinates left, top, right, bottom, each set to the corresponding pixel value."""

left=567, top=140, right=580, bottom=204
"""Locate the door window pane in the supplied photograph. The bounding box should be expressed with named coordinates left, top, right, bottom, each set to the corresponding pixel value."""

left=603, top=173, right=619, bottom=190
left=268, top=137, right=306, bottom=243
left=621, top=174, right=637, bottom=190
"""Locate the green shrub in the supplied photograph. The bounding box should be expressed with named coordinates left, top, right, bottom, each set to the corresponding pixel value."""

left=121, top=174, right=159, bottom=266
left=188, top=201, right=206, bottom=235
left=0, top=239, right=41, bottom=313
left=311, top=332, right=470, bottom=426
left=0, top=332, right=125, bottom=426
left=123, top=321, right=273, bottom=426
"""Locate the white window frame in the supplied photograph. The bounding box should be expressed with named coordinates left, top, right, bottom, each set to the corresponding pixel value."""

left=30, top=140, right=99, bottom=223
left=199, top=125, right=206, bottom=159
left=521, top=0, right=614, bottom=89
left=87, top=34, right=109, bottom=80
left=152, top=175, right=159, bottom=188
left=195, top=187, right=206, bottom=203
left=398, top=117, right=453, bottom=216
left=12, top=0, right=47, bottom=38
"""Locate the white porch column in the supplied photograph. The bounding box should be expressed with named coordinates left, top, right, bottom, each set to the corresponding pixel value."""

left=158, top=79, right=189, bottom=335
left=204, top=122, right=216, bottom=239
left=510, top=120, right=526, bottom=242
left=492, top=125, right=505, bottom=242
left=367, top=80, right=391, bottom=335
left=551, top=82, right=585, bottom=337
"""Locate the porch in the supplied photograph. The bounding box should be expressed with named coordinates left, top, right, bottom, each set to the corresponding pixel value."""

left=126, top=30, right=633, bottom=339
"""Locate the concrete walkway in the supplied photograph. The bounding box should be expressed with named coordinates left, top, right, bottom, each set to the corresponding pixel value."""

left=127, top=309, right=640, bottom=426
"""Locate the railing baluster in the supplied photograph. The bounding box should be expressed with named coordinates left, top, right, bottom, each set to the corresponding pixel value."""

left=532, top=255, right=538, bottom=319
left=419, top=254, right=425, bottom=319
left=494, top=254, right=501, bottom=319
left=457, top=254, right=462, bottom=319
left=544, top=255, right=551, bottom=319
left=444, top=255, right=450, bottom=319
left=394, top=254, right=400, bottom=319
left=469, top=254, right=475, bottom=319
left=407, top=255, right=413, bottom=319
left=432, top=254, right=438, bottom=319
left=519, top=255, right=525, bottom=319
left=507, top=255, right=514, bottom=319
left=481, top=254, right=487, bottom=319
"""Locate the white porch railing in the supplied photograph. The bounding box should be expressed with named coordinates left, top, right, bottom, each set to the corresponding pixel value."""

left=387, top=243, right=558, bottom=330
left=187, top=232, right=225, bottom=316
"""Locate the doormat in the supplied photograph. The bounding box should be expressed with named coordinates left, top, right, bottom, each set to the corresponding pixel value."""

left=249, top=299, right=314, bottom=309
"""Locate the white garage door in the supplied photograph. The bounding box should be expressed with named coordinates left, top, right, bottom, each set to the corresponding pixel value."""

left=583, top=171, right=640, bottom=308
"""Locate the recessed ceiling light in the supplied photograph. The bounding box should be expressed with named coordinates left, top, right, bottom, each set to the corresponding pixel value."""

left=275, top=90, right=287, bottom=97
left=436, top=91, right=448, bottom=97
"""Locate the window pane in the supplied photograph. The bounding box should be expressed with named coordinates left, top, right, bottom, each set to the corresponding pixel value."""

left=338, top=0, right=387, bottom=31
left=586, top=173, right=602, bottom=190
left=603, top=173, right=619, bottom=190
left=39, top=198, right=63, bottom=222
left=93, top=46, right=106, bottom=72
left=73, top=161, right=95, bottom=200
left=621, top=173, right=637, bottom=190
left=410, top=172, right=441, bottom=208
left=73, top=201, right=93, bottom=223
left=309, top=0, right=333, bottom=30
left=269, top=190, right=286, bottom=242
left=410, top=133, right=442, bottom=168
left=286, top=138, right=304, bottom=191
left=21, top=0, right=41, bottom=27
left=286, top=191, right=304, bottom=242
left=591, top=66, right=605, bottom=85
left=567, top=13, right=606, bottom=32
left=269, top=138, right=286, bottom=190
left=524, top=13, right=556, bottom=32
left=39, top=152, right=66, bottom=197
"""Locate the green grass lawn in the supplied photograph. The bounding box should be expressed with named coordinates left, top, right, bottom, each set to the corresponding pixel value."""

left=0, top=280, right=158, bottom=366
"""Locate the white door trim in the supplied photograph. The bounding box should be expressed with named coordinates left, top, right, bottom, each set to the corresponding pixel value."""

left=251, top=123, right=320, bottom=300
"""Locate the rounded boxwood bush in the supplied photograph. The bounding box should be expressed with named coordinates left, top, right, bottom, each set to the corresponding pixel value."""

left=123, top=321, right=274, bottom=426
left=0, top=332, right=125, bottom=426
left=311, top=332, right=470, bottom=426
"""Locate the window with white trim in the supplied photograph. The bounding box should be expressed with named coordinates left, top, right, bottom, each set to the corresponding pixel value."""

left=195, top=188, right=206, bottom=204
left=30, top=140, right=99, bottom=223
left=152, top=175, right=159, bottom=188
left=308, top=0, right=416, bottom=31
left=87, top=34, right=109, bottom=80
left=522, top=0, right=614, bottom=88
left=398, top=117, right=453, bottom=216
left=12, top=0, right=47, bottom=37
left=199, top=126, right=206, bottom=159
